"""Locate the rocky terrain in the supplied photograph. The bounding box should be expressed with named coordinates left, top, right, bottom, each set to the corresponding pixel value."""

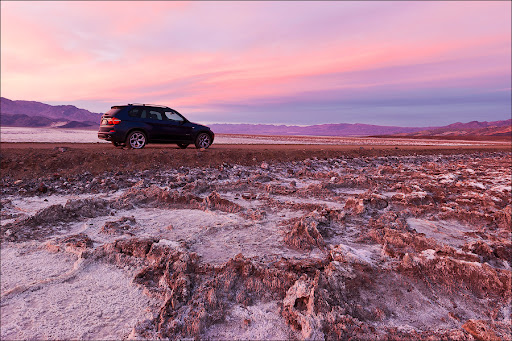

left=1, top=146, right=511, bottom=340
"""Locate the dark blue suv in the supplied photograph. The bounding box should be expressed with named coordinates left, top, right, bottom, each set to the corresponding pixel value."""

left=97, top=104, right=214, bottom=149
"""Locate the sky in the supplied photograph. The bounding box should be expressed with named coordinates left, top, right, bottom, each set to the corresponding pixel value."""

left=1, top=1, right=511, bottom=126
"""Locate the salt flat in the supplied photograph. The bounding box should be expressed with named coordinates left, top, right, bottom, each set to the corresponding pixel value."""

left=1, top=150, right=510, bottom=340
left=1, top=126, right=508, bottom=146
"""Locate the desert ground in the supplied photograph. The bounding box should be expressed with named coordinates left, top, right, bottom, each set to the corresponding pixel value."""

left=1, top=139, right=511, bottom=340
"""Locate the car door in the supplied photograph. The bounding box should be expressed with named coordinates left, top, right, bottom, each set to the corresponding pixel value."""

left=162, top=110, right=193, bottom=142
left=124, top=107, right=154, bottom=137
left=144, top=109, right=169, bottom=141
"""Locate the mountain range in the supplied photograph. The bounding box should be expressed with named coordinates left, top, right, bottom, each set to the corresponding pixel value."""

left=208, top=123, right=431, bottom=136
left=0, top=97, right=101, bottom=128
left=1, top=97, right=510, bottom=138
left=392, top=119, right=511, bottom=137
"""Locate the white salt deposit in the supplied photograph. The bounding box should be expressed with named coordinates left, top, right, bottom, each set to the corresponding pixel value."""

left=203, top=301, right=297, bottom=340
left=1, top=151, right=509, bottom=339
left=491, top=184, right=512, bottom=193
left=0, top=127, right=109, bottom=143
left=406, top=218, right=474, bottom=247
left=0, top=249, right=158, bottom=340
left=1, top=126, right=508, bottom=146
left=466, top=182, right=486, bottom=190
left=420, top=249, right=437, bottom=260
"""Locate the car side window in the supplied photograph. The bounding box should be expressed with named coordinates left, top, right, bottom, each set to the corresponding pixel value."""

left=164, top=111, right=184, bottom=122
left=147, top=110, right=163, bottom=121
left=128, top=108, right=142, bottom=118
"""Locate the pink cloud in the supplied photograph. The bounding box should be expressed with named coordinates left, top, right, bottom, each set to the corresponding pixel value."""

left=1, top=1, right=510, bottom=123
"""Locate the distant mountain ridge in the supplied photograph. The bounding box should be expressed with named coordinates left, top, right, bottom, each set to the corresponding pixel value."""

left=0, top=97, right=510, bottom=137
left=208, top=123, right=432, bottom=136
left=0, top=113, right=97, bottom=129
left=0, top=97, right=101, bottom=122
left=393, top=119, right=512, bottom=137
left=1, top=113, right=58, bottom=127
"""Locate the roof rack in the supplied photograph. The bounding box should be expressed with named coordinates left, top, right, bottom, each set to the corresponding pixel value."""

left=144, top=103, right=169, bottom=108
left=127, top=103, right=170, bottom=109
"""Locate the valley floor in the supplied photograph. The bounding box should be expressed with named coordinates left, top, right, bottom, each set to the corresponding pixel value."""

left=1, top=143, right=511, bottom=340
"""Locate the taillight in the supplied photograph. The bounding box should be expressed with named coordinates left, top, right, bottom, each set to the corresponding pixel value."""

left=107, top=117, right=121, bottom=125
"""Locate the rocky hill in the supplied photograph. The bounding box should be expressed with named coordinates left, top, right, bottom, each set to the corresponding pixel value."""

left=394, top=119, right=511, bottom=137
left=0, top=113, right=96, bottom=129
left=0, top=113, right=59, bottom=127
left=0, top=97, right=101, bottom=127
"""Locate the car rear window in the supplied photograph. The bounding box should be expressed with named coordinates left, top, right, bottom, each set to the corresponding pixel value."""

left=104, top=108, right=122, bottom=117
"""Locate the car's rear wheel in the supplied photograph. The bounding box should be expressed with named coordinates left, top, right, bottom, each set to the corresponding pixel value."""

left=177, top=143, right=189, bottom=149
left=126, top=131, right=146, bottom=149
left=195, top=132, right=212, bottom=149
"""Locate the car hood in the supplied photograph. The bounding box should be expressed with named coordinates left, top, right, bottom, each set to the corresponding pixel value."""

left=187, top=122, right=212, bottom=131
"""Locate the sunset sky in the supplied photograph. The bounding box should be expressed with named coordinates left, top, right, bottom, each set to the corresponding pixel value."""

left=1, top=1, right=510, bottom=126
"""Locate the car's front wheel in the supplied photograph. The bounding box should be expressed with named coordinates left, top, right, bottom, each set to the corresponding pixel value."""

left=177, top=143, right=189, bottom=149
left=126, top=131, right=146, bottom=149
left=195, top=132, right=212, bottom=149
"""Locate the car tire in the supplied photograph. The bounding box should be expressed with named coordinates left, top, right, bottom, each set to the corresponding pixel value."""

left=177, top=143, right=189, bottom=149
left=126, top=131, right=146, bottom=149
left=195, top=132, right=212, bottom=149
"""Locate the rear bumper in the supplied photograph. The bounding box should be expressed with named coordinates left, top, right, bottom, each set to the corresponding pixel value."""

left=98, top=132, right=124, bottom=142
left=98, top=132, right=113, bottom=141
